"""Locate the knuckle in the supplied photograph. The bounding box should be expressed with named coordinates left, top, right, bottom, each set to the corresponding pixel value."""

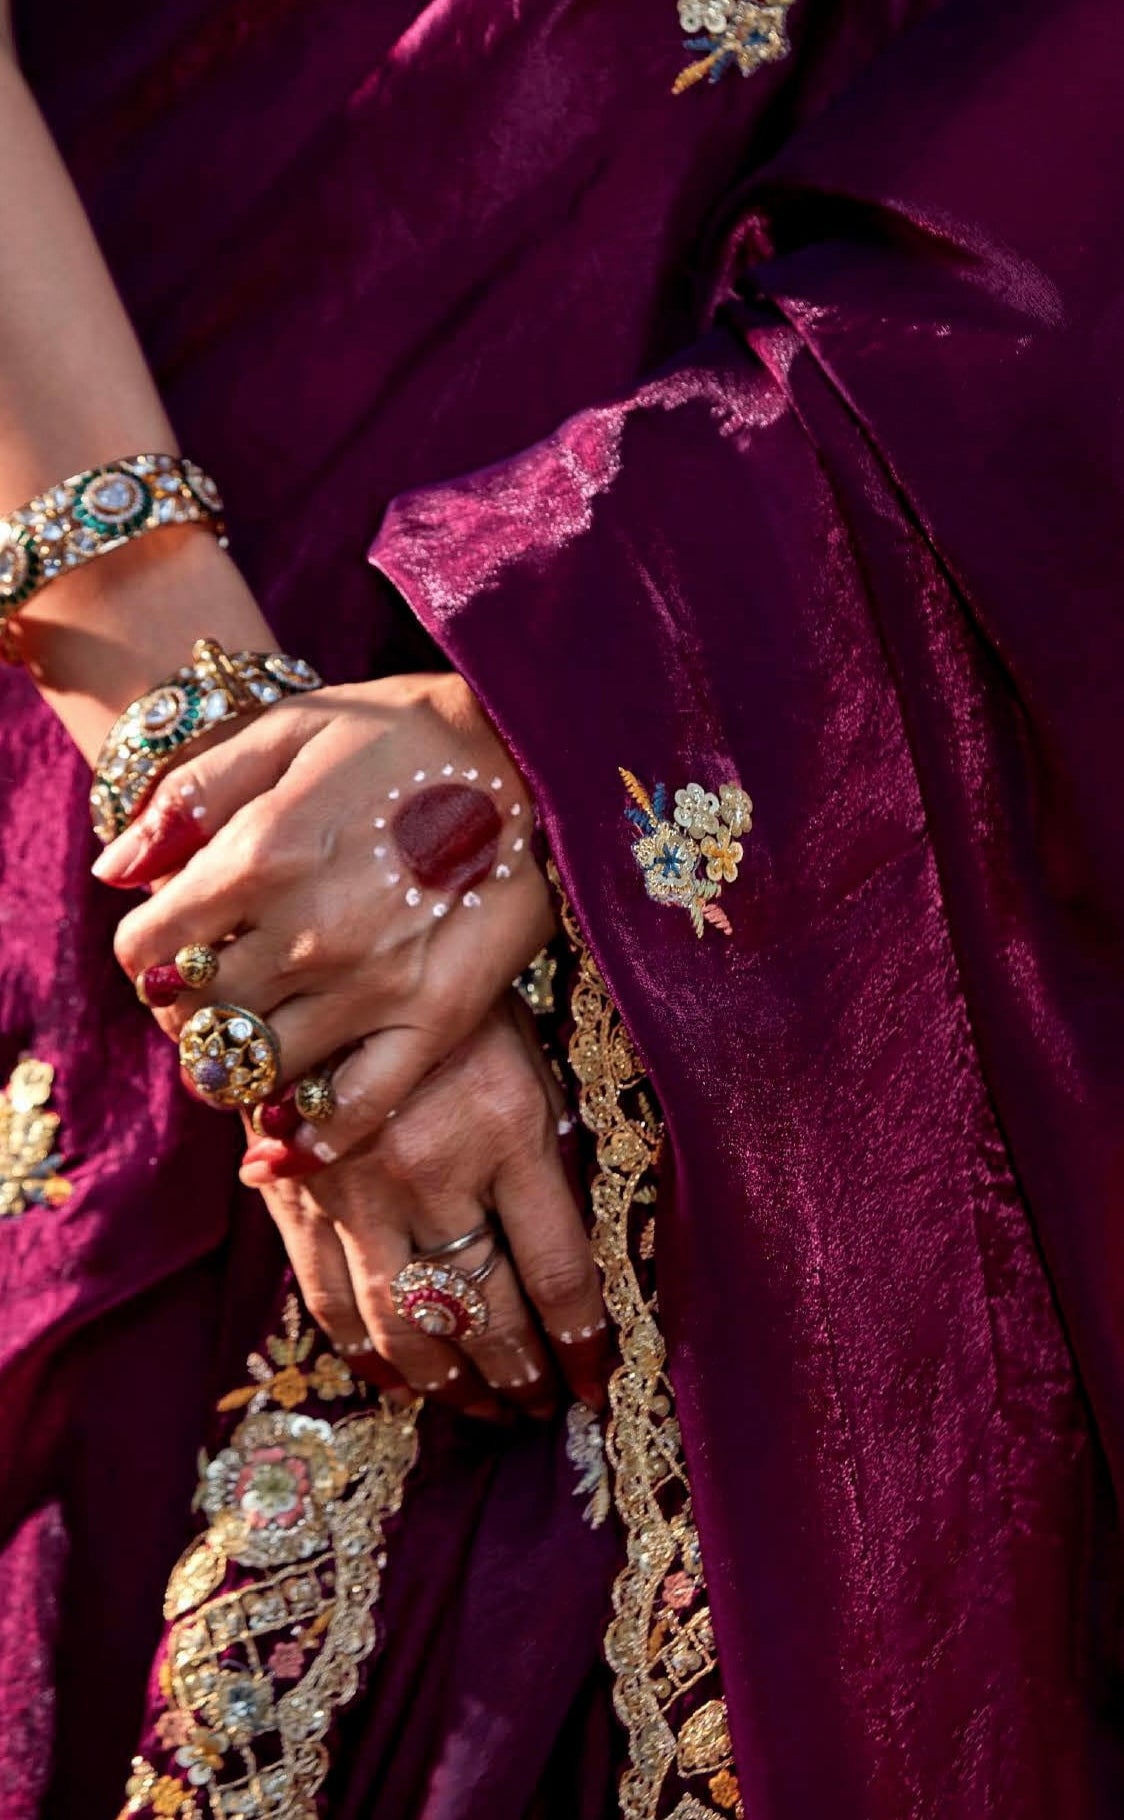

left=303, top=1288, right=354, bottom=1336
left=376, top=1112, right=452, bottom=1186
left=521, top=1248, right=595, bottom=1312
left=225, top=798, right=302, bottom=884
left=488, top=1072, right=547, bottom=1139
left=276, top=922, right=332, bottom=981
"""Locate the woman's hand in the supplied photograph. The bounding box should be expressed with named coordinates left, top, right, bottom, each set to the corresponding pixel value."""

left=98, top=672, right=556, bottom=1164
left=247, top=994, right=609, bottom=1420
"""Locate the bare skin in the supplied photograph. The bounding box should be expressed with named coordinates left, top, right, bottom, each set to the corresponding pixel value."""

left=0, top=28, right=606, bottom=1415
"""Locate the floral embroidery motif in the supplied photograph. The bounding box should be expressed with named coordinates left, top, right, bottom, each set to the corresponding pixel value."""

left=555, top=876, right=741, bottom=1820
left=621, top=770, right=752, bottom=939
left=122, top=1298, right=419, bottom=1820
left=672, top=0, right=798, bottom=93
left=0, top=1057, right=72, bottom=1217
left=566, top=1402, right=613, bottom=1530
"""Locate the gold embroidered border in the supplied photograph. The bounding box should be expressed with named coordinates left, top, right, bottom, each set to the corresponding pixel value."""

left=122, top=1302, right=420, bottom=1820
left=557, top=882, right=742, bottom=1820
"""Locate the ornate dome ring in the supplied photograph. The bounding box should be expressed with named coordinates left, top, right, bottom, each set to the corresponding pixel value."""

left=179, top=1003, right=281, bottom=1110
left=136, top=942, right=220, bottom=1008
left=294, top=1071, right=337, bottom=1125
left=390, top=1247, right=500, bottom=1340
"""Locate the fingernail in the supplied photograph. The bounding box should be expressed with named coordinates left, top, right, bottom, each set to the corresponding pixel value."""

left=240, top=1139, right=327, bottom=1183
left=291, top=1122, right=338, bottom=1163
left=93, top=803, right=207, bottom=887
left=137, top=963, right=184, bottom=1009
left=254, top=1092, right=301, bottom=1140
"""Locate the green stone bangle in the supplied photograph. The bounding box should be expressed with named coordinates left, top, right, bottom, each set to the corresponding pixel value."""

left=89, top=639, right=323, bottom=845
left=0, top=454, right=227, bottom=659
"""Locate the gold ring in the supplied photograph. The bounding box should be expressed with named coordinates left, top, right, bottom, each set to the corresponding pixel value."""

left=294, top=1071, right=337, bottom=1124
left=175, top=943, right=220, bottom=988
left=178, top=1003, right=280, bottom=1109
left=390, top=1247, right=500, bottom=1340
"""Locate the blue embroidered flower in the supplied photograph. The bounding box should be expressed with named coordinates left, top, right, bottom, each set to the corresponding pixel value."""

left=620, top=768, right=748, bottom=938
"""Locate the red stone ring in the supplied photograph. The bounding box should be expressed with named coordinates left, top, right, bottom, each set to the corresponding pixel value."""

left=136, top=942, right=219, bottom=1008
left=389, top=1244, right=500, bottom=1340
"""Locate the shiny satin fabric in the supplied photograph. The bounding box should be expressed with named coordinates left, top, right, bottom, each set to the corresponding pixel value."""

left=2, top=0, right=1121, bottom=1815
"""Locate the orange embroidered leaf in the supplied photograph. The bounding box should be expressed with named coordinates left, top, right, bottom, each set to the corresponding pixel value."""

left=618, top=768, right=654, bottom=818
left=671, top=48, right=722, bottom=93
left=702, top=902, right=733, bottom=936
left=215, top=1383, right=260, bottom=1413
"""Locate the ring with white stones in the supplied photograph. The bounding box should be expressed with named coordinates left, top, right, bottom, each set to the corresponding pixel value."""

left=390, top=1245, right=501, bottom=1340
left=178, top=1003, right=281, bottom=1110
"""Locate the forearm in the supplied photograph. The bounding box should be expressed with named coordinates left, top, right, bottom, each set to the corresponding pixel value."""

left=0, top=43, right=273, bottom=759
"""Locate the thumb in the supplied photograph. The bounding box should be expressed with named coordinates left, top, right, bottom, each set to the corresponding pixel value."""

left=91, top=702, right=311, bottom=887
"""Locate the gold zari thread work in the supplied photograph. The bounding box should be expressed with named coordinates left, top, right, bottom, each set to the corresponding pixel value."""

left=557, top=878, right=743, bottom=1819
left=121, top=892, right=742, bottom=1819
left=121, top=1301, right=419, bottom=1820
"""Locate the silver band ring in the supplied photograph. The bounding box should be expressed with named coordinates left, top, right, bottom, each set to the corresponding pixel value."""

left=413, top=1219, right=493, bottom=1264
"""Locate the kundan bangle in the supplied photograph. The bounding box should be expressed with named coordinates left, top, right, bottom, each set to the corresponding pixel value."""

left=90, top=637, right=323, bottom=843
left=0, top=454, right=227, bottom=658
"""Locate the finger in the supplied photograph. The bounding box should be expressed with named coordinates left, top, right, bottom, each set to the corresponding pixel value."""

left=137, top=928, right=320, bottom=1043
left=405, top=1213, right=558, bottom=1419
left=492, top=1142, right=609, bottom=1413
left=111, top=782, right=295, bottom=980
left=264, top=1024, right=443, bottom=1170
left=255, top=1173, right=407, bottom=1397
left=325, top=1187, right=508, bottom=1422
left=124, top=828, right=552, bottom=1089
left=92, top=702, right=313, bottom=889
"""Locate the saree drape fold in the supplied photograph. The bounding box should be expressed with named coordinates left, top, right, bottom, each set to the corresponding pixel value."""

left=3, top=0, right=1124, bottom=1814
left=372, top=1, right=1124, bottom=1809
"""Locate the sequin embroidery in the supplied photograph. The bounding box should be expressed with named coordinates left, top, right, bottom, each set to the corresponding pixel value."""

left=556, top=877, right=743, bottom=1819
left=121, top=1299, right=419, bottom=1820
left=672, top=0, right=798, bottom=92
left=566, top=1403, right=613, bottom=1530
left=0, top=1057, right=72, bottom=1217
left=621, top=771, right=752, bottom=938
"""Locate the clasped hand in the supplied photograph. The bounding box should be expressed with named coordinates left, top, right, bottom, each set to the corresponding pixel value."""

left=95, top=672, right=609, bottom=1421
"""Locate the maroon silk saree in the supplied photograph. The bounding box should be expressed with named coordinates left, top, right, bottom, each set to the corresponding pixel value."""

left=3, top=1, right=1124, bottom=1816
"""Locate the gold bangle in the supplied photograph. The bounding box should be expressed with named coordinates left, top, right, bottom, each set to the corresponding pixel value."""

left=89, top=638, right=323, bottom=844
left=0, top=454, right=227, bottom=661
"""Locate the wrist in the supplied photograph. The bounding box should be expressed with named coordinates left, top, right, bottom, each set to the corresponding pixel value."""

left=22, top=530, right=277, bottom=762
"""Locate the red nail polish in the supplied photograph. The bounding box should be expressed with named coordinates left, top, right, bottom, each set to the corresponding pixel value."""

left=138, top=963, right=184, bottom=1008
left=241, top=1138, right=326, bottom=1180
left=255, top=1093, right=301, bottom=1140
left=103, top=803, right=208, bottom=887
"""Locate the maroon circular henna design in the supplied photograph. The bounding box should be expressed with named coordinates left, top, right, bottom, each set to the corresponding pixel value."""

left=391, top=783, right=504, bottom=896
